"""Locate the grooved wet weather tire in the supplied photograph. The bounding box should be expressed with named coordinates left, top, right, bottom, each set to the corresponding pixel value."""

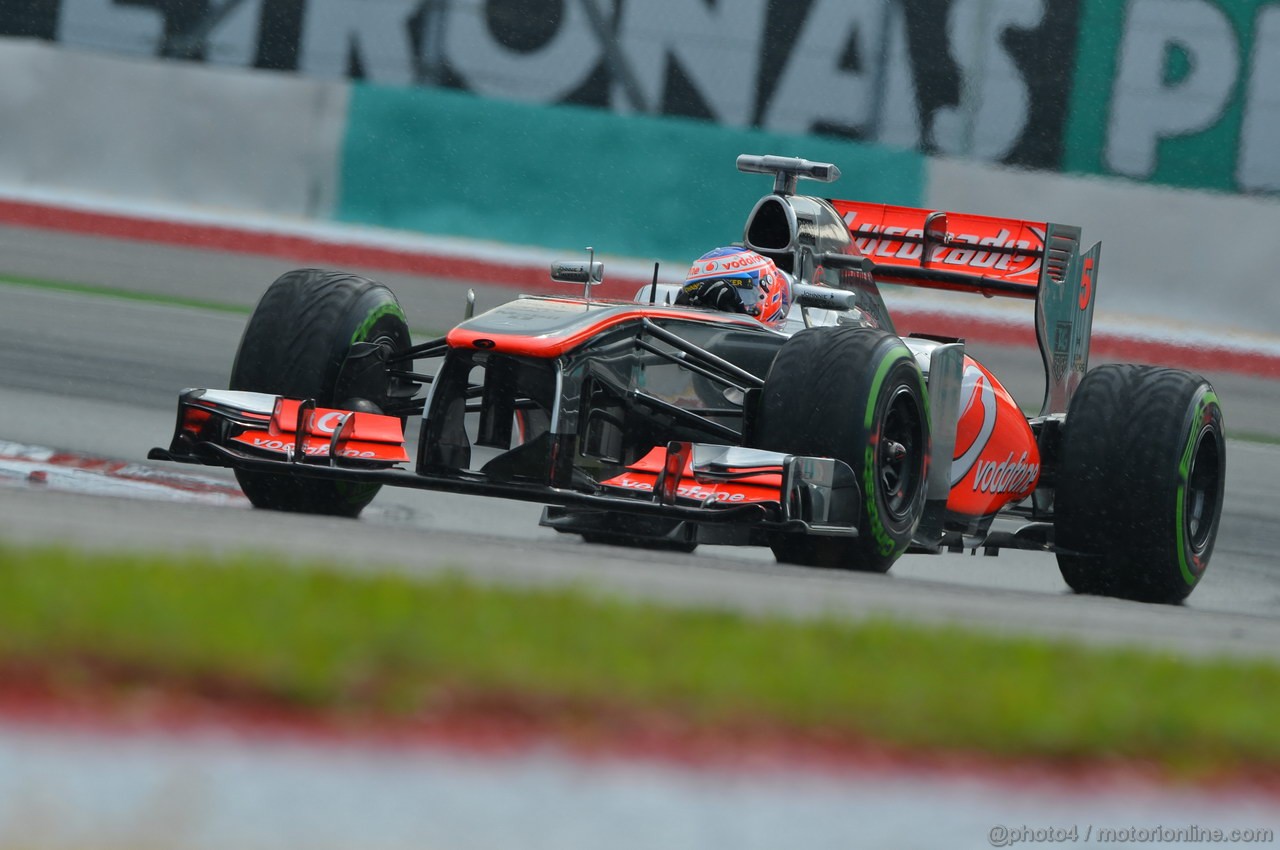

left=229, top=269, right=411, bottom=518
left=1055, top=364, right=1226, bottom=604
left=752, top=326, right=929, bottom=572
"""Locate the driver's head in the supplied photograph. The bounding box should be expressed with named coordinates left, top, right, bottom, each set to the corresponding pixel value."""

left=677, top=247, right=791, bottom=329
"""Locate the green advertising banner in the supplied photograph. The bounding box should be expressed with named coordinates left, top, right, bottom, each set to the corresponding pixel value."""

left=1065, top=0, right=1280, bottom=193
left=338, top=83, right=924, bottom=261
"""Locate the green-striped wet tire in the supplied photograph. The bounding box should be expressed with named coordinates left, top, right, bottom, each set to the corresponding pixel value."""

left=229, top=269, right=411, bottom=518
left=1055, top=364, right=1226, bottom=603
left=752, top=326, right=929, bottom=572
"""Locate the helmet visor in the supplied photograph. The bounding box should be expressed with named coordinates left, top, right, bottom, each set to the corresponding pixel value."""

left=698, top=277, right=760, bottom=314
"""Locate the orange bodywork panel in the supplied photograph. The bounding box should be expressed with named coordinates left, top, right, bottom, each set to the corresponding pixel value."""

left=600, top=447, right=783, bottom=505
left=230, top=398, right=408, bottom=463
left=946, top=358, right=1040, bottom=517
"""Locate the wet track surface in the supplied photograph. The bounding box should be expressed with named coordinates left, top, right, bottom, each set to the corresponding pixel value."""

left=2, top=228, right=1280, bottom=658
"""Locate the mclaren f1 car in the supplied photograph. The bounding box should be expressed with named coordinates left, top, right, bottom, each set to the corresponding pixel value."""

left=150, top=154, right=1226, bottom=603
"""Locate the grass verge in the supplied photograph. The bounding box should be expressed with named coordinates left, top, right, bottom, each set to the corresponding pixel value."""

left=2, top=541, right=1279, bottom=777
left=0, top=273, right=249, bottom=315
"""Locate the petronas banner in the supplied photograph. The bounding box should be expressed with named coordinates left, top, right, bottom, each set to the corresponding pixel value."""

left=1065, top=0, right=1280, bottom=194
left=4, top=0, right=1276, bottom=194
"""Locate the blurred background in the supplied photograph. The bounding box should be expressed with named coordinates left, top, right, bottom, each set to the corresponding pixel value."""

left=3, top=3, right=1280, bottom=848
left=2, top=0, right=1280, bottom=329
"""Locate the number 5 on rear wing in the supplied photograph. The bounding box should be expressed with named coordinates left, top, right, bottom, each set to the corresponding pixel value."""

left=821, top=200, right=1102, bottom=417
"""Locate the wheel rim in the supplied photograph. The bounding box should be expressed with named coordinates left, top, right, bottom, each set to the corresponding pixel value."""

left=878, top=385, right=925, bottom=521
left=360, top=329, right=414, bottom=415
left=1184, top=425, right=1221, bottom=553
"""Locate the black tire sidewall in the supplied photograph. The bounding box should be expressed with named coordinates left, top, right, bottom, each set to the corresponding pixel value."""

left=858, top=355, right=930, bottom=557
left=1056, top=364, right=1226, bottom=603
left=753, top=326, right=929, bottom=571
left=231, top=270, right=409, bottom=404
left=228, top=269, right=410, bottom=517
left=1174, top=385, right=1226, bottom=580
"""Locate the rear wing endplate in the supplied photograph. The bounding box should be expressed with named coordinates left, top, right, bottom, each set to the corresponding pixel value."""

left=1035, top=236, right=1100, bottom=416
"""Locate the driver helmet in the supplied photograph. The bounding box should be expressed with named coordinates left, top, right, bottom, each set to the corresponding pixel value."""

left=679, top=246, right=792, bottom=329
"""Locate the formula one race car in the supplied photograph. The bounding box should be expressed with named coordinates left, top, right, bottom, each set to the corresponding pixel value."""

left=151, top=154, right=1226, bottom=604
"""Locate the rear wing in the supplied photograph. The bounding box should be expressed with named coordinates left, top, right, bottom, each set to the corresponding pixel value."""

left=824, top=199, right=1102, bottom=416
left=832, top=199, right=1059, bottom=299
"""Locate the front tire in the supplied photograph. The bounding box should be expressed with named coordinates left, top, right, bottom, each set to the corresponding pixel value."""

left=229, top=269, right=411, bottom=517
left=752, top=326, right=929, bottom=572
left=1055, top=364, right=1226, bottom=603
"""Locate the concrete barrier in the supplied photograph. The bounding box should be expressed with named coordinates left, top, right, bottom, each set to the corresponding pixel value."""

left=1, top=35, right=1277, bottom=340
left=0, top=38, right=347, bottom=218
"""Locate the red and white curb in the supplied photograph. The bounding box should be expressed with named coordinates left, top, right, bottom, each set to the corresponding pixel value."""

left=0, top=440, right=244, bottom=505
left=0, top=715, right=1275, bottom=850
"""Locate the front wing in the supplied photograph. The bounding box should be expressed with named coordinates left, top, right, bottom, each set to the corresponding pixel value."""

left=149, top=389, right=863, bottom=542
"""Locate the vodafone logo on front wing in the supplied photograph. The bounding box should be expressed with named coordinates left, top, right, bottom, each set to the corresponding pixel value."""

left=312, top=411, right=347, bottom=434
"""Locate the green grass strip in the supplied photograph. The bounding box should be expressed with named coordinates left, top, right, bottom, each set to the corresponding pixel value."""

left=1, top=541, right=1279, bottom=774
left=1232, top=430, right=1280, bottom=447
left=0, top=273, right=250, bottom=315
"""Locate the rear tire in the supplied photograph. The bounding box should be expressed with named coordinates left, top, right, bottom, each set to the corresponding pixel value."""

left=1055, top=364, right=1225, bottom=603
left=751, top=326, right=929, bottom=572
left=229, top=269, right=411, bottom=517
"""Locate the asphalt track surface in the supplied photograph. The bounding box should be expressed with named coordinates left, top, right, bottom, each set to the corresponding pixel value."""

left=2, top=224, right=1280, bottom=660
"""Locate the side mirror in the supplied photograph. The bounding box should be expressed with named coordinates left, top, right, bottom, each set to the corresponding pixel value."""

left=549, top=260, right=604, bottom=285
left=792, top=282, right=858, bottom=311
